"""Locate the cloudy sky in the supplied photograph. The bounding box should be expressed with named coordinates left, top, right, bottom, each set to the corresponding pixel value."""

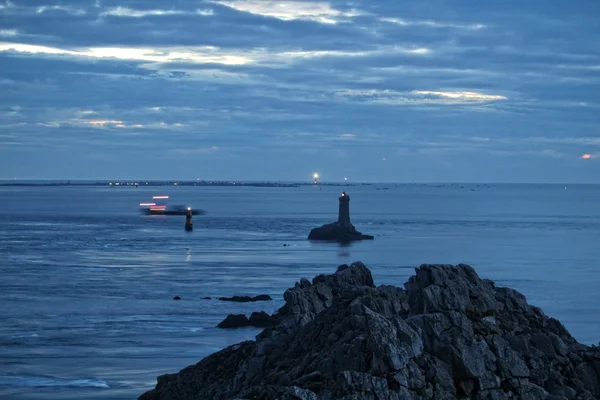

left=1, top=0, right=598, bottom=182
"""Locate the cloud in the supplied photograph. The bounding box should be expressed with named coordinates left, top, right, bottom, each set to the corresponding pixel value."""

left=0, top=29, right=17, bottom=37
left=32, top=113, right=189, bottom=131
left=0, top=42, right=253, bottom=66
left=0, top=41, right=432, bottom=68
left=381, top=17, right=486, bottom=30
left=196, top=9, right=215, bottom=16
left=100, top=7, right=214, bottom=18
left=87, top=120, right=123, bottom=127
left=212, top=0, right=363, bottom=24
left=413, top=91, right=507, bottom=101
left=335, top=89, right=507, bottom=106
left=101, top=7, right=184, bottom=18
left=277, top=46, right=431, bottom=59
left=0, top=1, right=15, bottom=10
left=36, top=5, right=86, bottom=16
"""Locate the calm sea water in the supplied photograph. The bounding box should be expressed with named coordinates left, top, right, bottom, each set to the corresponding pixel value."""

left=0, top=183, right=599, bottom=399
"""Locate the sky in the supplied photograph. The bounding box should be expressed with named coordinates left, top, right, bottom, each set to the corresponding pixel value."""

left=0, top=0, right=599, bottom=183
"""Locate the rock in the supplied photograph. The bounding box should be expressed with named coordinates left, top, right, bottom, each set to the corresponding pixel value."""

left=218, top=312, right=279, bottom=330
left=308, top=222, right=373, bottom=242
left=140, top=262, right=600, bottom=400
left=202, top=296, right=211, bottom=300
left=249, top=311, right=278, bottom=328
left=217, top=314, right=250, bottom=329
left=172, top=296, right=181, bottom=300
left=218, top=294, right=272, bottom=302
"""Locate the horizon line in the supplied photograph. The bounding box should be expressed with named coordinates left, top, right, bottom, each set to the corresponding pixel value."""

left=0, top=179, right=598, bottom=185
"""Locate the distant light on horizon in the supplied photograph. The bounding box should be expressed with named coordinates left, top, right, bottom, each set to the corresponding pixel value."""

left=313, top=173, right=319, bottom=179
left=581, top=154, right=593, bottom=159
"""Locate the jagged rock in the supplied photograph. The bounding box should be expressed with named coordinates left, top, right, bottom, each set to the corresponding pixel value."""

left=217, top=314, right=249, bottom=329
left=218, top=312, right=279, bottom=329
left=249, top=311, right=279, bottom=328
left=218, top=294, right=272, bottom=302
left=140, top=262, right=600, bottom=400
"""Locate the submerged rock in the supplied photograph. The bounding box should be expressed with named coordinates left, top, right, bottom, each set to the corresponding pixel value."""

left=140, top=262, right=600, bottom=400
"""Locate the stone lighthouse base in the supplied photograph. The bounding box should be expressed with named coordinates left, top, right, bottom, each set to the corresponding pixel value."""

left=308, top=222, right=374, bottom=242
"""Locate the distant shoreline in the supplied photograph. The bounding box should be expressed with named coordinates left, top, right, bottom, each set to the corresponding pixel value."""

left=0, top=181, right=353, bottom=188
left=0, top=181, right=596, bottom=187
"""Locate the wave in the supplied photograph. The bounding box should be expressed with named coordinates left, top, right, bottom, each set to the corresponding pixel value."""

left=0, top=374, right=108, bottom=388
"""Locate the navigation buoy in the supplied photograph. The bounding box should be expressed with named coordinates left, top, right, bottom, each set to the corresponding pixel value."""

left=185, top=208, right=193, bottom=232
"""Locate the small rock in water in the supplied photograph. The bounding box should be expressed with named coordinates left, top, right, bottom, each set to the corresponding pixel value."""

left=172, top=296, right=181, bottom=300
left=202, top=296, right=212, bottom=300
left=218, top=294, right=272, bottom=302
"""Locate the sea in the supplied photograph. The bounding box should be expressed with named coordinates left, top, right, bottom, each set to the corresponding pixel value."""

left=0, top=183, right=599, bottom=399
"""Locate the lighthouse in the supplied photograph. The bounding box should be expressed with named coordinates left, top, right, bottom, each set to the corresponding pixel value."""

left=338, top=192, right=350, bottom=225
left=308, top=191, right=373, bottom=241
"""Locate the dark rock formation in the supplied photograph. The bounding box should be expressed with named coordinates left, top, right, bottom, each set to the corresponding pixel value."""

left=217, top=312, right=279, bottom=329
left=218, top=295, right=272, bottom=302
left=217, top=314, right=250, bottom=329
left=308, top=222, right=374, bottom=242
left=249, top=312, right=279, bottom=328
left=308, top=192, right=373, bottom=242
left=172, top=296, right=181, bottom=300
left=140, top=262, right=600, bottom=400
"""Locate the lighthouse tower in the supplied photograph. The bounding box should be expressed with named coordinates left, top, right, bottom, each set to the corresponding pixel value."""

left=338, top=192, right=351, bottom=225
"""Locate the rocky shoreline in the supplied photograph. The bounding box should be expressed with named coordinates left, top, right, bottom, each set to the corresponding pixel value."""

left=140, top=262, right=600, bottom=400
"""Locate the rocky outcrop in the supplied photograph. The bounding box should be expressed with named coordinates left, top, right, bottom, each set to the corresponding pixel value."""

left=308, top=222, right=374, bottom=242
left=217, top=312, right=279, bottom=329
left=218, top=295, right=272, bottom=302
left=140, top=262, right=600, bottom=400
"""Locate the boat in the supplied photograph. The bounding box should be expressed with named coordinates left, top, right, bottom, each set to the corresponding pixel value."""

left=139, top=196, right=205, bottom=216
